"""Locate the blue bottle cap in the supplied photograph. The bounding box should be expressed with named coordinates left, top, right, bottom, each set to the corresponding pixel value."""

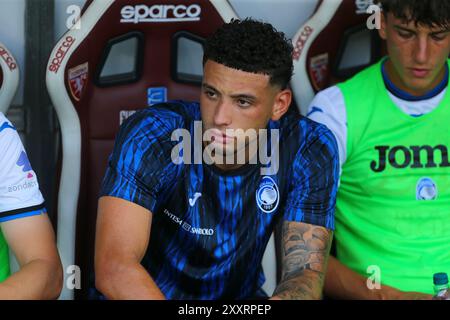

left=433, top=273, right=448, bottom=285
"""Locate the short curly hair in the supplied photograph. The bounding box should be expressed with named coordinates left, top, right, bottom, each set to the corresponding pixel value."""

left=380, top=0, right=450, bottom=29
left=203, top=18, right=294, bottom=89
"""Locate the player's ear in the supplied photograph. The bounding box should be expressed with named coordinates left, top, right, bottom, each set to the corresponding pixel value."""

left=378, top=11, right=387, bottom=40
left=271, top=89, right=292, bottom=121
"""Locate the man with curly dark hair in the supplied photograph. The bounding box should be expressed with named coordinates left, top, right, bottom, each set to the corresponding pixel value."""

left=95, top=18, right=339, bottom=300
left=307, top=0, right=450, bottom=299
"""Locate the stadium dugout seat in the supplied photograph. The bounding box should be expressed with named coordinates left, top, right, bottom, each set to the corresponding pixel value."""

left=0, top=41, right=20, bottom=275
left=46, top=0, right=278, bottom=299
left=291, top=0, right=384, bottom=115
left=0, top=42, right=19, bottom=115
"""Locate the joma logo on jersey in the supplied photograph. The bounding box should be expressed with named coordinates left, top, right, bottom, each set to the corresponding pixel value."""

left=370, top=145, right=450, bottom=173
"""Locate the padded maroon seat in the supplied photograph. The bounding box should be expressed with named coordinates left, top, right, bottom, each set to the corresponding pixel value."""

left=46, top=0, right=239, bottom=299
left=291, top=0, right=384, bottom=114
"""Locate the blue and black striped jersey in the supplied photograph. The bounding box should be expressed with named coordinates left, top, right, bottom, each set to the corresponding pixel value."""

left=100, top=101, right=339, bottom=299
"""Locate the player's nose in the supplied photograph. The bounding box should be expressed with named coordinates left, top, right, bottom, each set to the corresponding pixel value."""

left=213, top=99, right=232, bottom=127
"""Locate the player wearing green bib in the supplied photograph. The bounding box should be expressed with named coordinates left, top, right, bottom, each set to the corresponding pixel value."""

left=307, top=0, right=450, bottom=299
left=0, top=113, right=62, bottom=299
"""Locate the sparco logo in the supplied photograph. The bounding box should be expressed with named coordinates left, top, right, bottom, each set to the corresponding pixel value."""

left=49, top=36, right=75, bottom=73
left=293, top=26, right=313, bottom=61
left=120, top=4, right=201, bottom=23
left=371, top=145, right=450, bottom=173
left=0, top=46, right=17, bottom=71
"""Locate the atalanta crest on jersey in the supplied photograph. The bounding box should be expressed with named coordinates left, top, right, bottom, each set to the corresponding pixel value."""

left=416, top=177, right=437, bottom=200
left=256, top=176, right=280, bottom=213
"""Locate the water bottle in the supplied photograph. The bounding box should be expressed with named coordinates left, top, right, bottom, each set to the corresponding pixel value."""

left=433, top=273, right=450, bottom=300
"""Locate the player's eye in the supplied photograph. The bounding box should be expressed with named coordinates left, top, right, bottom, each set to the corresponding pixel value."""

left=397, top=30, right=414, bottom=39
left=430, top=33, right=447, bottom=41
left=204, top=90, right=217, bottom=99
left=237, top=99, right=252, bottom=108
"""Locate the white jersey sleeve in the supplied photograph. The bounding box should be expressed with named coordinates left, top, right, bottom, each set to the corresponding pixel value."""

left=0, top=113, right=45, bottom=222
left=306, top=86, right=348, bottom=175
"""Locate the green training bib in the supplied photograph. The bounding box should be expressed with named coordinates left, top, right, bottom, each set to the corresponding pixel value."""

left=336, top=59, right=450, bottom=294
left=0, top=230, right=10, bottom=282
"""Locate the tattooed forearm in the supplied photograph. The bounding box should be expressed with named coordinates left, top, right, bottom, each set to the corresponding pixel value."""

left=272, top=221, right=332, bottom=300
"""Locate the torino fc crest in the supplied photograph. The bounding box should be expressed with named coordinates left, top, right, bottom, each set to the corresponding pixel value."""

left=309, top=53, right=329, bottom=91
left=68, top=62, right=88, bottom=101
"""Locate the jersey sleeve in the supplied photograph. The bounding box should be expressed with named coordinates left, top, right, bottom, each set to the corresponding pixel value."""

left=0, top=114, right=46, bottom=223
left=306, top=86, right=348, bottom=175
left=99, top=108, right=183, bottom=213
left=283, top=125, right=340, bottom=230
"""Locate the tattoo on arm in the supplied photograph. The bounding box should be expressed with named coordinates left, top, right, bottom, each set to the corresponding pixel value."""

left=273, top=222, right=332, bottom=300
